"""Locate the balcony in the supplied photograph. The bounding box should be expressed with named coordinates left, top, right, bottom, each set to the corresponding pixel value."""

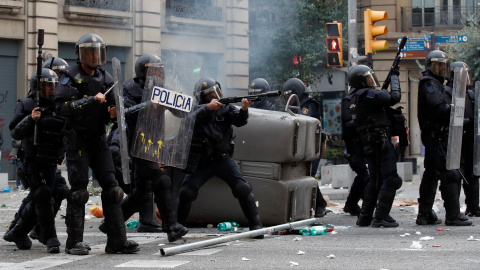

left=401, top=6, right=478, bottom=31
left=63, top=0, right=131, bottom=24
left=64, top=0, right=130, bottom=12
left=0, top=0, right=23, bottom=15
left=166, top=2, right=222, bottom=22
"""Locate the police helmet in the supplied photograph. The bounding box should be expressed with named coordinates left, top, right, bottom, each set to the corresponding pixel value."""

left=30, top=68, right=58, bottom=100
left=425, top=50, right=450, bottom=79
left=248, top=78, right=271, bottom=95
left=135, top=54, right=164, bottom=80
left=194, top=77, right=223, bottom=104
left=450, top=61, right=472, bottom=86
left=347, top=65, right=380, bottom=92
left=42, top=57, right=69, bottom=75
left=75, top=33, right=107, bottom=68
left=282, top=78, right=306, bottom=97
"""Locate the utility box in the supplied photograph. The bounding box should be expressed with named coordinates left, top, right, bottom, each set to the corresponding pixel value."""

left=187, top=108, right=322, bottom=226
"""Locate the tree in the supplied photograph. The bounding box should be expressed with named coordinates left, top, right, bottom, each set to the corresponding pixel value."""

left=444, top=15, right=480, bottom=83
left=249, top=0, right=348, bottom=89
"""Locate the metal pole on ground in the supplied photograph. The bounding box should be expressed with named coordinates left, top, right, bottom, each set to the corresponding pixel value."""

left=160, top=218, right=322, bottom=256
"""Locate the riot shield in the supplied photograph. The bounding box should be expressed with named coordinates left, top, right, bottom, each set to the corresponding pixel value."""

left=473, top=81, right=480, bottom=176
left=130, top=55, right=198, bottom=168
left=112, top=57, right=131, bottom=184
left=446, top=67, right=468, bottom=170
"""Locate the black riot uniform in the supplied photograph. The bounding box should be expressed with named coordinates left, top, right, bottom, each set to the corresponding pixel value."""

left=446, top=61, right=480, bottom=217
left=348, top=65, right=403, bottom=228
left=282, top=78, right=328, bottom=218
left=101, top=54, right=188, bottom=242
left=177, top=77, right=264, bottom=238
left=340, top=87, right=370, bottom=216
left=54, top=33, right=139, bottom=255
left=417, top=51, right=472, bottom=226
left=3, top=68, right=65, bottom=253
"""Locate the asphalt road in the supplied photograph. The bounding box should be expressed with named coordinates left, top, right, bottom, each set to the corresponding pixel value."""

left=1, top=172, right=479, bottom=270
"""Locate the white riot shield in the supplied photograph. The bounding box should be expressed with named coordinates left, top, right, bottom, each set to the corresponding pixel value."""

left=130, top=56, right=198, bottom=168
left=112, top=57, right=131, bottom=184
left=473, top=81, right=480, bottom=176
left=446, top=67, right=468, bottom=170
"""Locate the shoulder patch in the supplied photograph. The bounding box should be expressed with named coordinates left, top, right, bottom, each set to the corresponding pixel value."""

left=366, top=91, right=376, bottom=99
left=302, top=108, right=309, bottom=115
left=61, top=77, right=70, bottom=85
left=425, top=81, right=437, bottom=94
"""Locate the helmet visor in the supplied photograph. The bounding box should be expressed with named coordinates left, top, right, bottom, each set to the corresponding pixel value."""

left=201, top=84, right=223, bottom=99
left=79, top=43, right=107, bottom=67
left=430, top=58, right=450, bottom=78
left=40, top=77, right=58, bottom=99
left=363, top=70, right=380, bottom=88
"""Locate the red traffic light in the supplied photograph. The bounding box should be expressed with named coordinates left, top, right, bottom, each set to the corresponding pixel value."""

left=326, top=38, right=341, bottom=52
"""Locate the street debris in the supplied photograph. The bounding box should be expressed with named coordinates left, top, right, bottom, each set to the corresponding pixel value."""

left=419, top=236, right=434, bottom=241
left=410, top=241, right=422, bottom=249
left=327, top=254, right=336, bottom=259
left=241, top=257, right=250, bottom=261
left=467, top=236, right=480, bottom=241
left=297, top=250, right=305, bottom=255
left=289, top=261, right=299, bottom=266
left=292, top=237, right=302, bottom=241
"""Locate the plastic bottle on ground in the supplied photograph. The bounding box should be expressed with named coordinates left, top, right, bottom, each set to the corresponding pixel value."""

left=217, top=222, right=239, bottom=231
left=126, top=219, right=139, bottom=229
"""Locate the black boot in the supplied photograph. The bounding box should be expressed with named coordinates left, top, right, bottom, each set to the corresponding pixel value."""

left=34, top=195, right=60, bottom=252
left=65, top=203, right=90, bottom=255
left=371, top=190, right=398, bottom=228
left=238, top=193, right=264, bottom=239
left=3, top=219, right=33, bottom=250
left=343, top=204, right=361, bottom=216
left=445, top=213, right=473, bottom=226
left=344, top=174, right=368, bottom=217
left=29, top=225, right=40, bottom=241
left=416, top=203, right=441, bottom=225
left=137, top=193, right=162, bottom=233
left=155, top=189, right=188, bottom=242
left=356, top=201, right=375, bottom=227
left=103, top=188, right=140, bottom=254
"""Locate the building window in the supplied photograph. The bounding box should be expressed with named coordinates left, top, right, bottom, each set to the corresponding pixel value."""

left=166, top=0, right=222, bottom=21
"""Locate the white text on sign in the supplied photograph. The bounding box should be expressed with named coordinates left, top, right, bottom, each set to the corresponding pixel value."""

left=151, top=86, right=193, bottom=113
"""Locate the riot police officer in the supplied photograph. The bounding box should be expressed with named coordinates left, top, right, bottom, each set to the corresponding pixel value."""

left=282, top=78, right=328, bottom=217
left=4, top=68, right=64, bottom=253
left=101, top=54, right=188, bottom=241
left=446, top=61, right=480, bottom=217
left=177, top=78, right=264, bottom=238
left=417, top=50, right=472, bottom=226
left=248, top=78, right=280, bottom=110
left=341, top=86, right=370, bottom=216
left=54, top=33, right=139, bottom=255
left=42, top=57, right=69, bottom=77
left=348, top=65, right=403, bottom=227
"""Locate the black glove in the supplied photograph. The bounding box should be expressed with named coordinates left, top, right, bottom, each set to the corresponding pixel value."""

left=391, top=67, right=400, bottom=76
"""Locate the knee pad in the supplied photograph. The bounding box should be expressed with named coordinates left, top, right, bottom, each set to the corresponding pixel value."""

left=232, top=181, right=253, bottom=199
left=32, top=185, right=52, bottom=203
left=439, top=170, right=460, bottom=184
left=68, top=189, right=89, bottom=206
left=152, top=173, right=171, bottom=192
left=385, top=174, right=403, bottom=191
left=101, top=186, right=124, bottom=204
left=179, top=186, right=198, bottom=202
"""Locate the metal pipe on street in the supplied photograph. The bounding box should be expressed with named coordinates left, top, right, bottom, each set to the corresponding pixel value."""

left=160, top=218, right=322, bottom=256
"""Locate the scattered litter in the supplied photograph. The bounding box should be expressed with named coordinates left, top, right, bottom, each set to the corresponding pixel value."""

left=241, top=257, right=250, bottom=261
left=467, top=236, right=480, bottom=241
left=1, top=204, right=6, bottom=207
left=2, top=187, right=11, bottom=193
left=400, top=208, right=405, bottom=211
left=207, top=224, right=213, bottom=228
left=416, top=231, right=421, bottom=235
left=400, top=234, right=410, bottom=237
left=436, top=228, right=449, bottom=231
left=410, top=241, right=422, bottom=249
left=331, top=231, right=338, bottom=235
left=432, top=245, right=441, bottom=247
left=289, top=261, right=299, bottom=266
left=4, top=225, right=8, bottom=228
left=327, top=254, right=336, bottom=259
left=404, top=233, right=410, bottom=236
left=297, top=250, right=305, bottom=255
left=89, top=205, right=103, bottom=218
left=419, top=236, right=434, bottom=241
left=158, top=243, right=165, bottom=246
left=292, top=237, right=302, bottom=241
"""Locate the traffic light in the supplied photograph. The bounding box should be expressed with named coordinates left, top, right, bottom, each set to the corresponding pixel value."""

left=325, top=21, right=342, bottom=67
left=364, top=9, right=388, bottom=54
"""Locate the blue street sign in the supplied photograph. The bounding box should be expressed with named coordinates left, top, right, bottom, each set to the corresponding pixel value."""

left=423, top=35, right=468, bottom=43
left=397, top=37, right=428, bottom=51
